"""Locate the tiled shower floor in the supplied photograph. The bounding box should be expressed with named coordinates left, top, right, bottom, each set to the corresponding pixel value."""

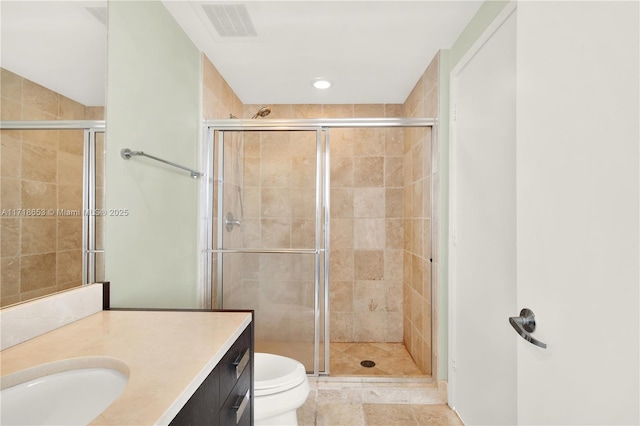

left=330, top=342, right=426, bottom=377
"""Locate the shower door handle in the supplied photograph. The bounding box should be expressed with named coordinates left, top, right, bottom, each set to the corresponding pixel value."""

left=509, top=308, right=547, bottom=349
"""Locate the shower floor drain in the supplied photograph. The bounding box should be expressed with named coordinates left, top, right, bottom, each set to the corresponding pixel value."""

left=360, top=360, right=376, bottom=368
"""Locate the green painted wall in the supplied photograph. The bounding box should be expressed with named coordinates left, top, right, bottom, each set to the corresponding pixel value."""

left=105, top=1, right=202, bottom=308
left=437, top=0, right=511, bottom=381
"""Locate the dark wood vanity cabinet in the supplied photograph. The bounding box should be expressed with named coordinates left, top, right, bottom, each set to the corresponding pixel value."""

left=171, top=323, right=253, bottom=426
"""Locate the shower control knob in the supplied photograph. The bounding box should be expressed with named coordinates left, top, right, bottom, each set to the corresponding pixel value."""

left=225, top=212, right=242, bottom=232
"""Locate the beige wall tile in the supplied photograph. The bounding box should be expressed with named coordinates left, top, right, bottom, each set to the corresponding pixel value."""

left=1, top=257, right=20, bottom=298
left=330, top=156, right=354, bottom=187
left=354, top=280, right=386, bottom=312
left=290, top=188, right=315, bottom=219
left=385, top=104, right=405, bottom=118
left=57, top=218, right=82, bottom=250
left=1, top=98, right=22, bottom=120
left=59, top=96, right=86, bottom=120
left=58, top=130, right=84, bottom=155
left=384, top=280, right=403, bottom=312
left=354, top=104, right=384, bottom=118
left=384, top=128, right=404, bottom=156
left=261, top=188, right=291, bottom=218
left=323, top=104, right=354, bottom=118
left=20, top=252, right=56, bottom=292
left=294, top=104, right=322, bottom=118
left=21, top=180, right=57, bottom=211
left=384, top=156, right=403, bottom=188
left=330, top=219, right=353, bottom=250
left=260, top=218, right=290, bottom=248
left=354, top=128, right=385, bottom=157
left=331, top=280, right=354, bottom=312
left=85, top=106, right=105, bottom=120
left=1, top=218, right=20, bottom=258
left=385, top=219, right=403, bottom=249
left=57, top=249, right=82, bottom=284
left=2, top=178, right=21, bottom=209
left=354, top=157, right=383, bottom=187
left=291, top=219, right=314, bottom=248
left=57, top=185, right=82, bottom=211
left=353, top=219, right=385, bottom=250
left=1, top=68, right=23, bottom=102
left=354, top=188, right=385, bottom=218
left=1, top=136, right=21, bottom=178
left=330, top=129, right=354, bottom=157
left=22, top=79, right=59, bottom=117
left=354, top=250, right=383, bottom=280
left=261, top=157, right=292, bottom=187
left=330, top=188, right=354, bottom=218
left=385, top=188, right=403, bottom=218
left=22, top=144, right=57, bottom=183
left=330, top=312, right=354, bottom=342
left=57, top=152, right=83, bottom=186
left=22, top=130, right=58, bottom=150
left=21, top=218, right=56, bottom=255
left=330, top=250, right=354, bottom=281
left=353, top=311, right=386, bottom=341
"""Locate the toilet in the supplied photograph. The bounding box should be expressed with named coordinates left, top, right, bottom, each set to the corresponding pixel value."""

left=254, top=352, right=310, bottom=425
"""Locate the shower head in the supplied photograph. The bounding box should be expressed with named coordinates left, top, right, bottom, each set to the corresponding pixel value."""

left=252, top=106, right=271, bottom=119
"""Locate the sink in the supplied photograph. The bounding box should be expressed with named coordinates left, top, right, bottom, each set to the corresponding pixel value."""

left=0, top=357, right=129, bottom=426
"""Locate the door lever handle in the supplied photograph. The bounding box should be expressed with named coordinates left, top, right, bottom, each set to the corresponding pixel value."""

left=509, top=308, right=547, bottom=349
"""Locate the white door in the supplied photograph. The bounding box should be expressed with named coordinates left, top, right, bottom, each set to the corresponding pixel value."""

left=451, top=2, right=639, bottom=425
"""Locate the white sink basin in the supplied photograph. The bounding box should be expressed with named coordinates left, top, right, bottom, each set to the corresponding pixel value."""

left=0, top=357, right=129, bottom=426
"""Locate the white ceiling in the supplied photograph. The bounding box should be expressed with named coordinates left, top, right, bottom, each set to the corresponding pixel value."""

left=0, top=1, right=482, bottom=108
left=164, top=1, right=483, bottom=104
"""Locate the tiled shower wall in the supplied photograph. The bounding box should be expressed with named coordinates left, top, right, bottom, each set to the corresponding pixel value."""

left=402, top=53, right=440, bottom=375
left=202, top=55, right=243, bottom=308
left=242, top=104, right=407, bottom=345
left=0, top=68, right=104, bottom=307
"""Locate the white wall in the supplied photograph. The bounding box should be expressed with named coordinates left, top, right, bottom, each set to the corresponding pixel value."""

left=105, top=1, right=202, bottom=308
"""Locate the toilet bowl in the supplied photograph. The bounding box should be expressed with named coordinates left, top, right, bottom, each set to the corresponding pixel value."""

left=254, top=352, right=310, bottom=426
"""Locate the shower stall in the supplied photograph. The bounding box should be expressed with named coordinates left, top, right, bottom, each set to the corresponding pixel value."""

left=202, top=117, right=435, bottom=377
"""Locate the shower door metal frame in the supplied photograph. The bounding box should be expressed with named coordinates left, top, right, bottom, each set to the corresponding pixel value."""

left=202, top=117, right=436, bottom=377
left=0, top=120, right=106, bottom=285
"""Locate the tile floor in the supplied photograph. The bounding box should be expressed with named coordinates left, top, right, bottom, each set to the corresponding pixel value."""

left=297, top=382, right=464, bottom=425
left=330, top=342, right=426, bottom=377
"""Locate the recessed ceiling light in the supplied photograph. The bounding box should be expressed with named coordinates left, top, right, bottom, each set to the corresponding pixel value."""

left=312, top=79, right=332, bottom=89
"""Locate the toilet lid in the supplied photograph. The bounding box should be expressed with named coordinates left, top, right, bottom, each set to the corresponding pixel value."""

left=254, top=353, right=307, bottom=396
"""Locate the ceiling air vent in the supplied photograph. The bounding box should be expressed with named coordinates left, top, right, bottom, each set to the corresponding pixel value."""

left=202, top=4, right=257, bottom=37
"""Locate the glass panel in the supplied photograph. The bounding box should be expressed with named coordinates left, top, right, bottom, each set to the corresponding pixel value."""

left=213, top=129, right=324, bottom=373
left=222, top=253, right=316, bottom=372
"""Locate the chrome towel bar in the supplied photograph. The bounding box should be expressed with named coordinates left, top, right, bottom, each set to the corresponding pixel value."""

left=120, top=148, right=203, bottom=179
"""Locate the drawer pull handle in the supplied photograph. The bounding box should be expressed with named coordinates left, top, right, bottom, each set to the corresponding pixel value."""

left=232, top=389, right=250, bottom=424
left=233, top=349, right=250, bottom=379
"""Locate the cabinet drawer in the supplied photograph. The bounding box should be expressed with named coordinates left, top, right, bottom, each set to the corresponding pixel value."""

left=219, top=325, right=251, bottom=399
left=219, top=361, right=251, bottom=426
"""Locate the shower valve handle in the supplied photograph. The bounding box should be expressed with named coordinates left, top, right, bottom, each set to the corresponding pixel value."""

left=509, top=308, right=547, bottom=349
left=225, top=212, right=242, bottom=232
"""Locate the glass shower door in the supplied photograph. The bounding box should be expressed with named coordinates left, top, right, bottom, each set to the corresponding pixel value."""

left=206, top=127, right=328, bottom=374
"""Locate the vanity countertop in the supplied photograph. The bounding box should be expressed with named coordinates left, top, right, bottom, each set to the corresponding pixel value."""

left=0, top=310, right=252, bottom=425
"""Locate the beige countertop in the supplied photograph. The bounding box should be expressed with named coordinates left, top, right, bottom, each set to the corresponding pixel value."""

left=0, top=310, right=252, bottom=425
